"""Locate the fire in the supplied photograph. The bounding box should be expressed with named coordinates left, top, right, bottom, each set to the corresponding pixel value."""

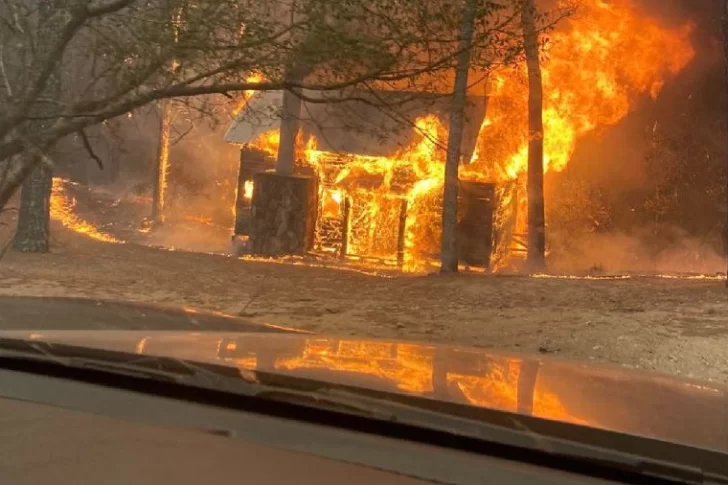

left=50, top=178, right=123, bottom=244
left=243, top=0, right=694, bottom=270
left=232, top=73, right=264, bottom=117
left=275, top=340, right=435, bottom=394
left=463, top=0, right=696, bottom=181
left=243, top=180, right=254, bottom=200
left=249, top=129, right=280, bottom=155
left=154, top=102, right=172, bottom=224
left=273, top=337, right=584, bottom=424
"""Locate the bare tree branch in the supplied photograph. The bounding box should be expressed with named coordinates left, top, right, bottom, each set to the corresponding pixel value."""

left=78, top=128, right=104, bottom=170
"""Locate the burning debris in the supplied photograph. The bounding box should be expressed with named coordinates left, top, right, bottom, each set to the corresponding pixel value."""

left=50, top=179, right=123, bottom=244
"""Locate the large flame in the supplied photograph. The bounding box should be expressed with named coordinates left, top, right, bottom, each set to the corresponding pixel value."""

left=463, top=0, right=696, bottom=181
left=244, top=0, right=694, bottom=270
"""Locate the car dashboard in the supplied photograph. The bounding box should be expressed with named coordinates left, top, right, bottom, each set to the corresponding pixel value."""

left=0, top=367, right=653, bottom=485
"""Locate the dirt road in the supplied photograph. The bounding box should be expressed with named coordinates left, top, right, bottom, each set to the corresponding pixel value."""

left=2, top=227, right=728, bottom=385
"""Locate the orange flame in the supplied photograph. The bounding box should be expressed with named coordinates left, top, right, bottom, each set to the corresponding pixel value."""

left=244, top=0, right=694, bottom=270
left=243, top=180, right=254, bottom=200
left=463, top=0, right=696, bottom=181
left=249, top=129, right=280, bottom=155
left=273, top=337, right=584, bottom=424
left=232, top=73, right=264, bottom=117
left=50, top=178, right=123, bottom=244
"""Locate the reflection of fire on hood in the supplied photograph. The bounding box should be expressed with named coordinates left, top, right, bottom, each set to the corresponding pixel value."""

left=9, top=328, right=727, bottom=452
left=219, top=336, right=582, bottom=425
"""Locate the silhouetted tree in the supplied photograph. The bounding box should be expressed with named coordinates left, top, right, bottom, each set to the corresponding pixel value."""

left=440, top=0, right=478, bottom=273
left=522, top=0, right=546, bottom=272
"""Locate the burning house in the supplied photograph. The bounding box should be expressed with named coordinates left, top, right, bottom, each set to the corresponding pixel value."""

left=222, top=0, right=697, bottom=273
left=225, top=88, right=518, bottom=271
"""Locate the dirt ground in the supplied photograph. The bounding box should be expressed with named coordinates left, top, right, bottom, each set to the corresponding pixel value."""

left=2, top=223, right=728, bottom=386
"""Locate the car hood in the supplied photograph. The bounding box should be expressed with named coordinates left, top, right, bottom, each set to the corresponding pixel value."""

left=2, top=325, right=727, bottom=454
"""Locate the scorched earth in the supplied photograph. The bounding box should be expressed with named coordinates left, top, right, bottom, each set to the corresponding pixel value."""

left=1, top=220, right=728, bottom=386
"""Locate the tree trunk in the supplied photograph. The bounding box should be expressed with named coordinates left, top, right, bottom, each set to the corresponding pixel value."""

left=248, top=171, right=317, bottom=256
left=152, top=100, right=172, bottom=225
left=276, top=88, right=303, bottom=175
left=522, top=0, right=546, bottom=273
left=440, top=0, right=478, bottom=274
left=723, top=0, right=728, bottom=287
left=13, top=159, right=52, bottom=252
left=13, top=1, right=62, bottom=253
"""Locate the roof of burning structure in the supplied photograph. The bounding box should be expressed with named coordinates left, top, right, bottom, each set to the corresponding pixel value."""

left=225, top=89, right=487, bottom=160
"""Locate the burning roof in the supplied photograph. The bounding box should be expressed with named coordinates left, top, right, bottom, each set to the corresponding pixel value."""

left=225, top=88, right=487, bottom=161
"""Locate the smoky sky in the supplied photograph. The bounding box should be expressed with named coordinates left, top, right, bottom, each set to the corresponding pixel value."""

left=635, top=0, right=722, bottom=37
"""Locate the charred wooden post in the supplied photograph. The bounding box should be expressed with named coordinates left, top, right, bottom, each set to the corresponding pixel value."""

left=340, top=196, right=351, bottom=259
left=232, top=148, right=275, bottom=256
left=234, top=148, right=273, bottom=234
left=397, top=199, right=408, bottom=267
left=151, top=100, right=172, bottom=227
left=249, top=172, right=318, bottom=256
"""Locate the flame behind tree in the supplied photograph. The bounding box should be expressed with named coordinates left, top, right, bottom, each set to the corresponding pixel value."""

left=151, top=5, right=185, bottom=227
left=521, top=0, right=546, bottom=272
left=151, top=100, right=173, bottom=226
left=462, top=0, right=696, bottom=262
left=440, top=0, right=478, bottom=274
left=465, top=0, right=696, bottom=182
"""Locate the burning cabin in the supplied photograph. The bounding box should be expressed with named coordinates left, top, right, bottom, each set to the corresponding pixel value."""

left=225, top=89, right=519, bottom=271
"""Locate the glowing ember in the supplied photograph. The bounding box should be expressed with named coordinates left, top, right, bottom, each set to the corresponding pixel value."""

left=243, top=180, right=254, bottom=200
left=50, top=179, right=123, bottom=244
left=531, top=274, right=632, bottom=280
left=655, top=274, right=726, bottom=281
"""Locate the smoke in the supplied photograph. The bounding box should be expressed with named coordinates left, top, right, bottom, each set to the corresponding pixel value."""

left=53, top=95, right=242, bottom=255
left=142, top=222, right=232, bottom=254
left=543, top=0, right=727, bottom=275
left=146, top=100, right=240, bottom=253
left=548, top=228, right=725, bottom=275
left=634, top=0, right=721, bottom=26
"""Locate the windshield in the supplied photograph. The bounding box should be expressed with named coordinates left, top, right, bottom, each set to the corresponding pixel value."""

left=0, top=0, right=726, bottom=474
